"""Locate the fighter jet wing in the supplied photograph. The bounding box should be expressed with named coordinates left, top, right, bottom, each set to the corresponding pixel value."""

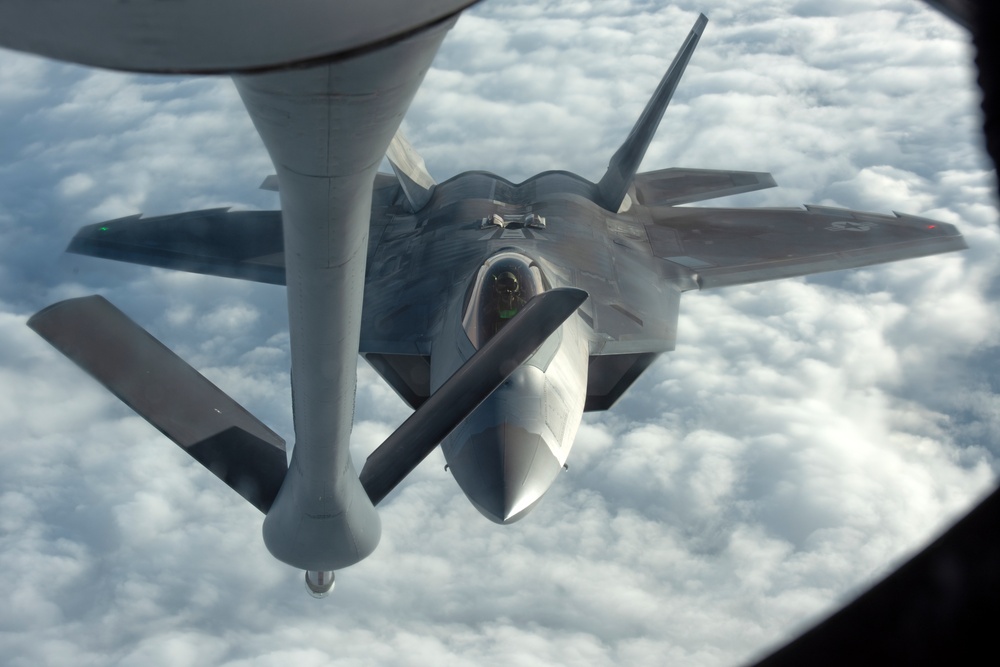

left=65, top=173, right=403, bottom=285
left=642, top=204, right=966, bottom=289
left=68, top=208, right=287, bottom=284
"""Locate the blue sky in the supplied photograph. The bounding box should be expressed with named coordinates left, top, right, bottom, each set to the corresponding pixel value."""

left=0, top=1, right=997, bottom=665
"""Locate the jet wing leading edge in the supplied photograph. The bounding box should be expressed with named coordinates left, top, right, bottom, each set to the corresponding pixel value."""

left=20, top=10, right=967, bottom=591
left=596, top=13, right=709, bottom=212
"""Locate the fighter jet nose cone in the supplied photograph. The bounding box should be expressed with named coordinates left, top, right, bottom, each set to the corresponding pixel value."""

left=448, top=423, right=562, bottom=525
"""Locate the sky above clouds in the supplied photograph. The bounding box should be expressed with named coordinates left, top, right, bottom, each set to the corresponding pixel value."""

left=1, top=1, right=998, bottom=665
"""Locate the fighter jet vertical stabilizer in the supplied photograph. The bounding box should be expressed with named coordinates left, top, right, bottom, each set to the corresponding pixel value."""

left=387, top=130, right=437, bottom=211
left=20, top=8, right=969, bottom=591
left=595, top=13, right=708, bottom=212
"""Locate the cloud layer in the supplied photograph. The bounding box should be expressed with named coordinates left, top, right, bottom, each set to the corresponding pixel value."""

left=1, top=1, right=997, bottom=665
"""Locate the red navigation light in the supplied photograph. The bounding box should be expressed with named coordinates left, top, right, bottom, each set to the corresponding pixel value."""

left=927, top=224, right=936, bottom=229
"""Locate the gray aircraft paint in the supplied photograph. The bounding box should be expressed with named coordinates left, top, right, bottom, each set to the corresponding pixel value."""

left=0, top=0, right=479, bottom=73
left=232, top=20, right=457, bottom=573
left=19, top=12, right=966, bottom=582
left=430, top=251, right=590, bottom=523
left=0, top=1, right=470, bottom=579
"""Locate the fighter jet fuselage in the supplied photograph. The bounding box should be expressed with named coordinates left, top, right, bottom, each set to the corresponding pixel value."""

left=369, top=170, right=678, bottom=523
left=22, top=12, right=966, bottom=591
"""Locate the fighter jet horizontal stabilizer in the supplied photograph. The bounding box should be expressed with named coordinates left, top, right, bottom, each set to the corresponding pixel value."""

left=28, top=295, right=288, bottom=513
left=360, top=287, right=588, bottom=505
left=632, top=167, right=777, bottom=206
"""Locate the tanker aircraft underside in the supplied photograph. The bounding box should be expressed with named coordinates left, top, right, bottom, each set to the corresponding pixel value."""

left=10, top=9, right=964, bottom=595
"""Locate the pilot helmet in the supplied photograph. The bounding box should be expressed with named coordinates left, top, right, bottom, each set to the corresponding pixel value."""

left=494, top=271, right=519, bottom=294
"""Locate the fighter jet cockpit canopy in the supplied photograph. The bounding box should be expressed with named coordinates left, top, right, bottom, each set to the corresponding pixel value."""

left=462, top=252, right=546, bottom=348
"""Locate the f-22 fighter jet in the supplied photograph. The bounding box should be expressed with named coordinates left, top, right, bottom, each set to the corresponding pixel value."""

left=26, top=14, right=963, bottom=594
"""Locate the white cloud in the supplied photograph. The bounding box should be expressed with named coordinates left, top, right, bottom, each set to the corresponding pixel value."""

left=0, top=1, right=996, bottom=666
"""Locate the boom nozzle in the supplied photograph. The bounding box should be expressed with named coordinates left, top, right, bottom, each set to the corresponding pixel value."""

left=305, top=570, right=335, bottom=598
